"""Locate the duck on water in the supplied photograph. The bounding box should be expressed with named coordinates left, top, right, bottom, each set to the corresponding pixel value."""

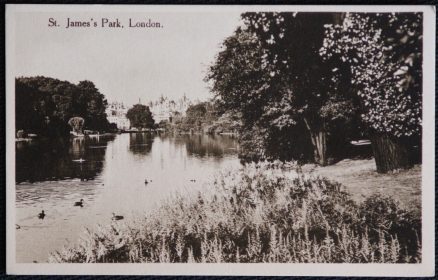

left=112, top=213, right=124, bottom=221
left=74, top=199, right=84, bottom=207
left=38, top=210, right=45, bottom=219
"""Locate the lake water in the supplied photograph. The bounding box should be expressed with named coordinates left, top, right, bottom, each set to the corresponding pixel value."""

left=15, top=133, right=240, bottom=263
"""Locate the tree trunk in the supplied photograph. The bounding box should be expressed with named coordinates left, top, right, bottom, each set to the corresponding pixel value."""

left=304, top=118, right=328, bottom=166
left=370, top=133, right=411, bottom=173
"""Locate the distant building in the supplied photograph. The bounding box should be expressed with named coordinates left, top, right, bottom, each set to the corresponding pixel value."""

left=148, top=94, right=192, bottom=123
left=106, top=102, right=131, bottom=130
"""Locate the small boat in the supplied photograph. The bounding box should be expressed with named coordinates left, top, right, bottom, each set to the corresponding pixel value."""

left=87, top=134, right=101, bottom=138
left=16, top=224, right=21, bottom=229
left=74, top=199, right=84, bottom=207
left=350, top=139, right=371, bottom=146
left=70, top=131, right=85, bottom=138
left=72, top=158, right=86, bottom=163
left=38, top=210, right=45, bottom=219
left=112, top=213, right=124, bottom=221
left=15, top=138, right=33, bottom=142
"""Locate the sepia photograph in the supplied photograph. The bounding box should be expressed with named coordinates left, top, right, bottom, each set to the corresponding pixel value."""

left=5, top=4, right=435, bottom=276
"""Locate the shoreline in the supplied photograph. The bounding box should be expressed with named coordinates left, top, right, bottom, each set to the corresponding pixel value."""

left=47, top=161, right=422, bottom=264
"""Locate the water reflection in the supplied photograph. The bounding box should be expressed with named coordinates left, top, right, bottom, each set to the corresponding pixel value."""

left=164, top=134, right=239, bottom=158
left=16, top=135, right=115, bottom=184
left=129, top=133, right=154, bottom=156
left=184, top=134, right=238, bottom=158
left=16, top=133, right=240, bottom=263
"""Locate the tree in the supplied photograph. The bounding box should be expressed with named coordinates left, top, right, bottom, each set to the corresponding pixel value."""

left=185, top=103, right=207, bottom=129
left=68, top=117, right=85, bottom=134
left=15, top=76, right=111, bottom=137
left=126, top=104, right=155, bottom=129
left=76, top=80, right=109, bottom=131
left=207, top=13, right=356, bottom=165
left=320, top=13, right=422, bottom=172
left=183, top=102, right=218, bottom=132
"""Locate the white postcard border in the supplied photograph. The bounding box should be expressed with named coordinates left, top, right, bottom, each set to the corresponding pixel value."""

left=5, top=4, right=436, bottom=276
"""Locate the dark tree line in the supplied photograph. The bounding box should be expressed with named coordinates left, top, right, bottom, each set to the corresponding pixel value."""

left=207, top=12, right=422, bottom=173
left=16, top=76, right=110, bottom=137
left=177, top=102, right=218, bottom=132
left=126, top=104, right=155, bottom=129
left=159, top=101, right=240, bottom=134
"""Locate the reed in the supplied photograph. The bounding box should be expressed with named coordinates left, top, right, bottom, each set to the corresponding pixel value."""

left=49, top=163, right=421, bottom=263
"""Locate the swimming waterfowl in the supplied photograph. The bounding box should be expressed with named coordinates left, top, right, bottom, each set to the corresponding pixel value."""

left=38, top=210, right=45, bottom=219
left=74, top=199, right=84, bottom=207
left=112, top=213, right=124, bottom=221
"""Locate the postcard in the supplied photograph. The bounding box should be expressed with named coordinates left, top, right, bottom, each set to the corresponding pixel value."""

left=5, top=4, right=435, bottom=276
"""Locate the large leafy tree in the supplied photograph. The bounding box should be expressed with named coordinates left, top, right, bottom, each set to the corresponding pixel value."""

left=68, top=117, right=85, bottom=134
left=16, top=76, right=110, bottom=137
left=185, top=103, right=208, bottom=130
left=183, top=102, right=217, bottom=131
left=126, top=104, right=155, bottom=129
left=76, top=81, right=109, bottom=131
left=320, top=13, right=422, bottom=172
left=207, top=13, right=356, bottom=165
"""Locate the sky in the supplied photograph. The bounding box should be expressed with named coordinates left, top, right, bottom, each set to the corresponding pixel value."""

left=14, top=11, right=242, bottom=106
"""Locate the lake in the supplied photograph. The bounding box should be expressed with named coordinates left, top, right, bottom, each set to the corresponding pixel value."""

left=15, top=133, right=240, bottom=263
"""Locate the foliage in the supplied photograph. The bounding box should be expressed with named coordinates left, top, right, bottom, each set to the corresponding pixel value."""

left=157, top=120, right=169, bottom=129
left=237, top=123, right=314, bottom=164
left=319, top=13, right=422, bottom=138
left=165, top=101, right=238, bottom=134
left=207, top=111, right=241, bottom=134
left=126, top=104, right=155, bottom=129
left=16, top=76, right=110, bottom=137
left=185, top=103, right=208, bottom=124
left=68, top=117, right=85, bottom=134
left=207, top=13, right=358, bottom=164
left=49, top=163, right=421, bottom=263
left=183, top=102, right=216, bottom=131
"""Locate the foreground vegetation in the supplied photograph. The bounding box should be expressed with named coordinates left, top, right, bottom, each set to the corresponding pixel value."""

left=49, top=163, right=421, bottom=263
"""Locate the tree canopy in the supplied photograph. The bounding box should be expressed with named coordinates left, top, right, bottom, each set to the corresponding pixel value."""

left=16, top=76, right=110, bottom=137
left=126, top=104, right=155, bottom=129
left=68, top=117, right=85, bottom=134
left=207, top=12, right=422, bottom=172
left=320, top=13, right=422, bottom=138
left=207, top=12, right=357, bottom=164
left=320, top=12, right=422, bottom=172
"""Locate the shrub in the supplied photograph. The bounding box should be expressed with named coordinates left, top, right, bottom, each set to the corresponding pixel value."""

left=49, top=163, right=421, bottom=263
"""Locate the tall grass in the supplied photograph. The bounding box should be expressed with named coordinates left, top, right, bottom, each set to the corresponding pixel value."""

left=49, top=163, right=421, bottom=263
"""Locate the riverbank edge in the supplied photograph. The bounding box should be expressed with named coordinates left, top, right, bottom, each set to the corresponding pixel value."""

left=16, top=130, right=239, bottom=142
left=48, top=161, right=422, bottom=264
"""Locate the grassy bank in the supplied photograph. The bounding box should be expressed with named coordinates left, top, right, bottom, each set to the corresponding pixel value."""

left=49, top=163, right=421, bottom=263
left=302, top=159, right=421, bottom=213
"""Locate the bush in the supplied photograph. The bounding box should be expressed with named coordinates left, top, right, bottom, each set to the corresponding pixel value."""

left=49, top=163, right=421, bottom=263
